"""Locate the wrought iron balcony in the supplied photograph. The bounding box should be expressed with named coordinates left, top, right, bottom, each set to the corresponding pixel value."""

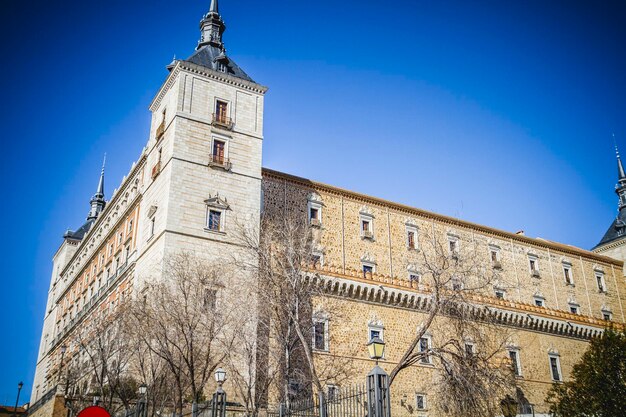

left=212, top=113, right=233, bottom=130
left=208, top=154, right=232, bottom=171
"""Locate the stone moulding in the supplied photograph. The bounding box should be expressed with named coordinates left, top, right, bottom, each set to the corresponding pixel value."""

left=301, top=265, right=620, bottom=340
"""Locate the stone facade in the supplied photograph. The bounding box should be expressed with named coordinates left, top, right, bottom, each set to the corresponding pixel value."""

left=30, top=4, right=626, bottom=417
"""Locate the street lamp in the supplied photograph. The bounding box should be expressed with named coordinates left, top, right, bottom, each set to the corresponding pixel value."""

left=367, top=337, right=385, bottom=365
left=138, top=384, right=148, bottom=417
left=366, top=338, right=390, bottom=417
left=93, top=395, right=100, bottom=406
left=211, top=368, right=227, bottom=417
left=12, top=382, right=23, bottom=417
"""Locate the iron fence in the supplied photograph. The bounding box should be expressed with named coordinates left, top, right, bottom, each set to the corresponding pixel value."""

left=269, top=385, right=368, bottom=417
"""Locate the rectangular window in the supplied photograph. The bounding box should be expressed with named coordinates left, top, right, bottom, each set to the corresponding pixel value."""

left=534, top=298, right=544, bottom=307
left=207, top=210, right=222, bottom=231
left=369, top=328, right=382, bottom=341
left=490, top=250, right=498, bottom=262
left=495, top=290, right=505, bottom=299
left=452, top=278, right=462, bottom=291
left=409, top=274, right=420, bottom=285
left=415, top=394, right=426, bottom=410
left=150, top=217, right=156, bottom=237
left=418, top=337, right=431, bottom=364
left=128, top=219, right=133, bottom=233
left=570, top=305, right=579, bottom=314
left=361, top=219, right=373, bottom=239
left=549, top=356, right=561, bottom=381
left=215, top=100, right=228, bottom=123
left=310, top=207, right=319, bottom=221
left=327, top=385, right=338, bottom=402
left=313, top=320, right=328, bottom=351
left=509, top=350, right=522, bottom=377
left=603, top=312, right=612, bottom=321
left=449, top=240, right=457, bottom=254
left=407, top=231, right=416, bottom=249
left=212, top=139, right=226, bottom=164
left=464, top=343, right=474, bottom=356
left=363, top=264, right=373, bottom=277
left=563, top=266, right=573, bottom=285
left=596, top=274, right=606, bottom=292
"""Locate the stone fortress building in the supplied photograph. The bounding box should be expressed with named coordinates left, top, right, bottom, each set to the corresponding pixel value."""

left=30, top=2, right=626, bottom=417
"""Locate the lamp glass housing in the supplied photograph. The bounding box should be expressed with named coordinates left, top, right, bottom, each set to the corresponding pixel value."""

left=138, top=384, right=147, bottom=395
left=367, top=337, right=385, bottom=360
left=18, top=382, right=24, bottom=389
left=60, top=345, right=67, bottom=354
left=214, top=368, right=227, bottom=383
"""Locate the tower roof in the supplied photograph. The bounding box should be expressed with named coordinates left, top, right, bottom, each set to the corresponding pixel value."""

left=594, top=142, right=626, bottom=249
left=184, top=0, right=255, bottom=83
left=65, top=157, right=107, bottom=241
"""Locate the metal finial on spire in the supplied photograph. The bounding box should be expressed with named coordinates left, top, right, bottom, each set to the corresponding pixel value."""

left=87, top=154, right=107, bottom=220
left=209, top=0, right=219, bottom=14
left=614, top=134, right=626, bottom=182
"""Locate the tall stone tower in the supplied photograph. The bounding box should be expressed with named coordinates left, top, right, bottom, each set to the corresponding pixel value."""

left=593, top=146, right=626, bottom=268
left=136, top=0, right=267, bottom=276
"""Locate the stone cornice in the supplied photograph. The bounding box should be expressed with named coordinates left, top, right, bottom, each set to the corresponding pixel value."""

left=306, top=269, right=620, bottom=340
left=262, top=168, right=623, bottom=268
left=593, top=237, right=626, bottom=254
left=60, top=154, right=147, bottom=279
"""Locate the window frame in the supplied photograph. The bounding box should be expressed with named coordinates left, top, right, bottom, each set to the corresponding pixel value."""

left=415, top=393, right=427, bottom=411
left=312, top=318, right=329, bottom=352
left=508, top=348, right=523, bottom=377
left=360, top=214, right=375, bottom=240
left=528, top=255, right=540, bottom=276
left=206, top=208, right=224, bottom=232
left=308, top=200, right=323, bottom=227
left=562, top=263, right=574, bottom=286
left=595, top=272, right=607, bottom=293
left=534, top=296, right=545, bottom=307
left=418, top=335, right=432, bottom=365
left=549, top=354, right=562, bottom=382
left=406, top=225, right=419, bottom=250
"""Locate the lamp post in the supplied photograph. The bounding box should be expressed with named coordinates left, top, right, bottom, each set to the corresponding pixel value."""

left=93, top=395, right=101, bottom=406
left=366, top=337, right=390, bottom=417
left=138, top=384, right=148, bottom=417
left=211, top=368, right=227, bottom=417
left=12, top=381, right=23, bottom=417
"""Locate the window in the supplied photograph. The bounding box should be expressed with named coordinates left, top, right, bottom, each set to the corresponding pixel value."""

left=603, top=311, right=612, bottom=321
left=464, top=342, right=475, bottom=356
left=308, top=202, right=322, bottom=227
left=407, top=230, right=416, bottom=249
left=509, top=349, right=522, bottom=377
left=128, top=219, right=133, bottom=233
left=563, top=264, right=573, bottom=285
left=361, top=218, right=373, bottom=239
left=529, top=256, right=539, bottom=276
left=490, top=249, right=499, bottom=262
left=207, top=209, right=222, bottom=231
left=452, top=277, right=463, bottom=291
left=418, top=336, right=431, bottom=364
left=150, top=217, right=156, bottom=237
left=118, top=233, right=123, bottom=244
left=368, top=323, right=384, bottom=343
left=203, top=289, right=217, bottom=309
left=495, top=290, right=505, bottom=299
left=534, top=297, right=544, bottom=307
left=549, top=355, right=562, bottom=381
left=212, top=139, right=226, bottom=165
left=313, top=319, right=328, bottom=351
left=449, top=239, right=458, bottom=256
left=362, top=264, right=374, bottom=277
left=311, top=251, right=324, bottom=267
left=327, top=385, right=339, bottom=402
left=415, top=394, right=427, bottom=410
left=596, top=273, right=607, bottom=293
left=409, top=273, right=420, bottom=285
left=215, top=100, right=228, bottom=123
left=125, top=247, right=130, bottom=261
left=569, top=305, right=579, bottom=314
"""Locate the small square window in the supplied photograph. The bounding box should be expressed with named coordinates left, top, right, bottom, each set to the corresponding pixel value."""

left=534, top=298, right=544, bottom=307
left=409, top=274, right=420, bottom=285
left=603, top=312, right=612, bottom=321
left=362, top=264, right=374, bottom=277
left=495, top=290, right=505, bottom=299
left=570, top=305, right=579, bottom=314
left=490, top=250, right=499, bottom=262
left=310, top=207, right=319, bottom=220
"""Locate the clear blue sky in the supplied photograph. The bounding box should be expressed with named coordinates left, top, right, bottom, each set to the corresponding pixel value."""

left=1, top=0, right=625, bottom=404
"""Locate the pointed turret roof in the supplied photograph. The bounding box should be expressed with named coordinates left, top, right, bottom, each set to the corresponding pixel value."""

left=594, top=142, right=626, bottom=249
left=184, top=0, right=255, bottom=82
left=64, top=156, right=107, bottom=241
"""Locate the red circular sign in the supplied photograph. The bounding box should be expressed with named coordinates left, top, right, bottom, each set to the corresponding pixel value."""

left=76, top=406, right=111, bottom=417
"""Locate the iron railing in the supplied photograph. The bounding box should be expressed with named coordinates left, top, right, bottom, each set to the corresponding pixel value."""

left=211, top=113, right=233, bottom=130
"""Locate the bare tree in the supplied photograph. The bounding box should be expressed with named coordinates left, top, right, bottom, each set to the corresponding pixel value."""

left=129, top=253, right=237, bottom=415
left=66, top=301, right=137, bottom=414
left=390, top=229, right=518, bottom=417
left=235, top=216, right=356, bottom=408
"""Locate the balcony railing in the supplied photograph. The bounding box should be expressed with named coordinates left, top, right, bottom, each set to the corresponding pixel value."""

left=155, top=121, right=165, bottom=141
left=151, top=161, right=161, bottom=179
left=212, top=113, right=234, bottom=130
left=208, top=154, right=232, bottom=171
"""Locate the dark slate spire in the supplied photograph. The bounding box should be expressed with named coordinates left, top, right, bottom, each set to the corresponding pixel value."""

left=594, top=140, right=626, bottom=249
left=185, top=0, right=255, bottom=82
left=198, top=0, right=226, bottom=49
left=87, top=155, right=107, bottom=221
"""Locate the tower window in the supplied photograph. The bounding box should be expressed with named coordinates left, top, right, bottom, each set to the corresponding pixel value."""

left=415, top=394, right=427, bottom=410
left=207, top=209, right=222, bottom=231
left=418, top=336, right=432, bottom=364
left=407, top=230, right=416, bottom=249
left=509, top=349, right=522, bottom=377
left=534, top=297, right=544, bottom=307
left=362, top=264, right=374, bottom=277
left=212, top=139, right=226, bottom=165
left=562, top=264, right=573, bottom=285
left=215, top=100, right=228, bottom=123
left=549, top=355, right=562, bottom=381
left=312, top=319, right=328, bottom=351
left=596, top=273, right=607, bottom=293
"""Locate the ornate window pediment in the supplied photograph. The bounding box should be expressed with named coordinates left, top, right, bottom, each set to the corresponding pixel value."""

left=204, top=193, right=230, bottom=210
